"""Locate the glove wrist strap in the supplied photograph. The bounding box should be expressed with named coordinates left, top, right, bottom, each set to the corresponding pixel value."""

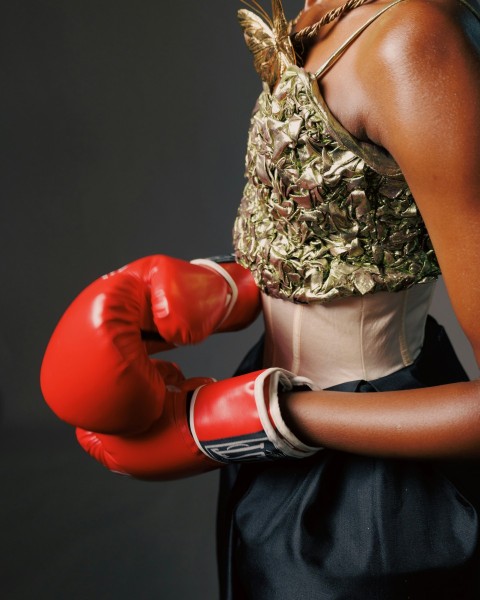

left=190, top=259, right=238, bottom=327
left=256, top=368, right=320, bottom=459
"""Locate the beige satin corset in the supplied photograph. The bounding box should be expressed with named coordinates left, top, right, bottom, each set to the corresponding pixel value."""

left=262, top=282, right=436, bottom=389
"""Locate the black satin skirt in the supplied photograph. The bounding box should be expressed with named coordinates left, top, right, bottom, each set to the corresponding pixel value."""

left=217, top=316, right=480, bottom=599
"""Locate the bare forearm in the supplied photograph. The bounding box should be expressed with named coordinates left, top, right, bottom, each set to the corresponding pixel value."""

left=280, top=379, right=480, bottom=459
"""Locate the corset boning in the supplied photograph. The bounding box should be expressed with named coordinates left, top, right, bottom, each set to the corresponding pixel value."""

left=262, top=282, right=436, bottom=389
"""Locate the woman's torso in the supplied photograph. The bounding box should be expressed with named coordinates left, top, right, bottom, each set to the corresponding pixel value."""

left=262, top=281, right=435, bottom=388
left=234, top=0, right=480, bottom=387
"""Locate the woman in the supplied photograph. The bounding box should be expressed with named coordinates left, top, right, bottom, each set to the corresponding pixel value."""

left=220, top=0, right=480, bottom=597
left=41, top=0, right=480, bottom=598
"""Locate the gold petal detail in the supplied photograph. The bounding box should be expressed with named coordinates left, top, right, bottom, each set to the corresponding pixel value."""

left=233, top=66, right=440, bottom=303
left=238, top=0, right=296, bottom=90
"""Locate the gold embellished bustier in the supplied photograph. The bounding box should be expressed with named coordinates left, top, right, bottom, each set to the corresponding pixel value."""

left=233, top=0, right=440, bottom=303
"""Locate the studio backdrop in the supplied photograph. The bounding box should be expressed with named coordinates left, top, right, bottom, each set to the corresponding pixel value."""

left=1, top=1, right=478, bottom=599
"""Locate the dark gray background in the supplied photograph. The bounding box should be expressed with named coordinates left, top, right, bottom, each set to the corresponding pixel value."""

left=1, top=1, right=478, bottom=599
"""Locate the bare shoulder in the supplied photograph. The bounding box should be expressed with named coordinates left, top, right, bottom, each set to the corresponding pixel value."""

left=360, top=1, right=480, bottom=356
left=360, top=0, right=480, bottom=147
left=367, top=0, right=480, bottom=75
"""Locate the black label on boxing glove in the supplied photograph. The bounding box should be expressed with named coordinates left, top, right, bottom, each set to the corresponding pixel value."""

left=200, top=432, right=285, bottom=463
left=203, top=254, right=236, bottom=264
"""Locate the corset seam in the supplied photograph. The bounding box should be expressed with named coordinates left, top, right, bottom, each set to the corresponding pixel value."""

left=292, top=303, right=304, bottom=374
left=264, top=295, right=276, bottom=367
left=359, top=295, right=367, bottom=380
left=399, top=288, right=412, bottom=366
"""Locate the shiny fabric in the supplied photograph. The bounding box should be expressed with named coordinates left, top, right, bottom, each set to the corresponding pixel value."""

left=233, top=1, right=440, bottom=303
left=262, top=282, right=436, bottom=389
left=224, top=2, right=480, bottom=598
left=217, top=317, right=480, bottom=599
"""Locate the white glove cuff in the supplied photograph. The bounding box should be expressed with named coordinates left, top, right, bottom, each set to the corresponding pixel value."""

left=254, top=368, right=321, bottom=459
left=190, top=259, right=238, bottom=327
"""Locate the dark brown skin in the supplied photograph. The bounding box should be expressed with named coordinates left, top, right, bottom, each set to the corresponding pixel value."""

left=280, top=0, right=480, bottom=458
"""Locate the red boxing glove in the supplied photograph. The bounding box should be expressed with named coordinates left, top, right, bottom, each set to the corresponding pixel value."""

left=190, top=368, right=319, bottom=464
left=76, top=365, right=320, bottom=481
left=154, top=255, right=261, bottom=345
left=40, top=255, right=260, bottom=434
left=76, top=360, right=217, bottom=480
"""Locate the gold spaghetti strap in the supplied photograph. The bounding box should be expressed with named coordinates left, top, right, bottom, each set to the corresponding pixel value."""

left=459, top=0, right=480, bottom=20
left=314, top=0, right=406, bottom=78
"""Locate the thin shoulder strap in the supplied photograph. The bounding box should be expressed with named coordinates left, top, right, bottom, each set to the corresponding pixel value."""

left=314, top=0, right=405, bottom=78
left=459, top=0, right=480, bottom=20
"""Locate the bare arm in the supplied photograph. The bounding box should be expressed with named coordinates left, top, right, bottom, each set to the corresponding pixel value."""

left=282, top=0, right=480, bottom=459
